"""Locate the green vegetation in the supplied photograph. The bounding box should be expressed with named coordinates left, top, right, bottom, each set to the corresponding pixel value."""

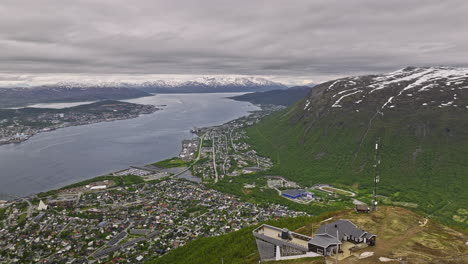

left=0, top=100, right=144, bottom=120
left=37, top=175, right=144, bottom=198
left=152, top=157, right=189, bottom=168
left=208, top=174, right=348, bottom=216
left=120, top=175, right=145, bottom=185
left=246, top=106, right=468, bottom=229
left=202, top=140, right=213, bottom=147
left=17, top=213, right=27, bottom=226
left=146, top=215, right=332, bottom=264
left=319, top=186, right=354, bottom=196
left=0, top=207, right=7, bottom=227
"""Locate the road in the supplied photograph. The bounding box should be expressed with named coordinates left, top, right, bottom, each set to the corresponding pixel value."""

left=222, top=134, right=229, bottom=176
left=229, top=129, right=236, bottom=152
left=316, top=186, right=356, bottom=197
left=211, top=133, right=219, bottom=183
left=0, top=193, right=33, bottom=218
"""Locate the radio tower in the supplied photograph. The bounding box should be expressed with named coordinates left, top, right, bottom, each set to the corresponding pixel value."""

left=373, top=138, right=380, bottom=212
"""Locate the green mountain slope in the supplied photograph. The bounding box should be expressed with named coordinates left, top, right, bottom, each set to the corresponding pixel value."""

left=229, top=86, right=312, bottom=106
left=246, top=67, right=468, bottom=228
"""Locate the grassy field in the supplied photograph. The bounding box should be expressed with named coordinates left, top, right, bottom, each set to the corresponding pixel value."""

left=337, top=206, right=467, bottom=264
left=37, top=175, right=144, bottom=198
left=245, top=108, right=468, bottom=230
left=152, top=157, right=190, bottom=168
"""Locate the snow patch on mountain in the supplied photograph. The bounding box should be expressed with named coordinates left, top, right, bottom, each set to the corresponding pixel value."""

left=320, top=66, right=468, bottom=111
left=32, top=76, right=284, bottom=89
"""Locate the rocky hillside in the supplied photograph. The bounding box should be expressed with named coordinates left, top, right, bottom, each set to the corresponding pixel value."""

left=248, top=67, right=468, bottom=228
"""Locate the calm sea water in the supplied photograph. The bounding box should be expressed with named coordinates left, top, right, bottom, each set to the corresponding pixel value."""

left=0, top=93, right=258, bottom=198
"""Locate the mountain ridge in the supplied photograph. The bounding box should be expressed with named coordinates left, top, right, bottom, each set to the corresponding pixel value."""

left=0, top=76, right=287, bottom=108
left=1, top=76, right=286, bottom=91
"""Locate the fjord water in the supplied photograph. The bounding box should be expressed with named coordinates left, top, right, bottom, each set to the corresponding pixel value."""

left=0, top=93, right=259, bottom=198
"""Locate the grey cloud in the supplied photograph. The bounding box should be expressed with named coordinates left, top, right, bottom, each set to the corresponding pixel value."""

left=0, top=0, right=467, bottom=84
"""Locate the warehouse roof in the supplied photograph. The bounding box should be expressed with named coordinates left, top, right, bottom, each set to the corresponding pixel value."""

left=282, top=189, right=306, bottom=197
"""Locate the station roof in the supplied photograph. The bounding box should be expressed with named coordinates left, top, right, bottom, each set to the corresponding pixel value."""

left=282, top=189, right=306, bottom=197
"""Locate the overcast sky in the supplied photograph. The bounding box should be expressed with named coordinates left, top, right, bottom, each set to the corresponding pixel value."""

left=1, top=0, right=468, bottom=86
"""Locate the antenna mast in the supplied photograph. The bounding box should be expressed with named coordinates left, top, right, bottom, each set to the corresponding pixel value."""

left=373, top=138, right=380, bottom=212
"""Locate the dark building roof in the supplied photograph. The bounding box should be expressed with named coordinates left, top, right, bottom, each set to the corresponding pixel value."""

left=130, top=229, right=150, bottom=235
left=97, top=220, right=108, bottom=228
left=107, top=231, right=127, bottom=246
left=93, top=245, right=121, bottom=258
left=316, top=219, right=375, bottom=241
left=146, top=230, right=160, bottom=239
left=121, top=237, right=146, bottom=249
left=243, top=166, right=263, bottom=171
left=34, top=212, right=46, bottom=222
left=308, top=233, right=341, bottom=248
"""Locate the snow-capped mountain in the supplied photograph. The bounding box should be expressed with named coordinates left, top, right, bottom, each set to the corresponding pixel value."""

left=19, top=76, right=287, bottom=93
left=300, top=66, right=468, bottom=114
left=137, top=76, right=287, bottom=93
left=0, top=76, right=287, bottom=108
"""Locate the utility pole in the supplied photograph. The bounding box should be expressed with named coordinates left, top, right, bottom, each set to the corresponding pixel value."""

left=335, top=229, right=339, bottom=264
left=373, top=138, right=380, bottom=212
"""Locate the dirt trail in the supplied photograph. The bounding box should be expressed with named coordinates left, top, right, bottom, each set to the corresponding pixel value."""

left=338, top=206, right=467, bottom=264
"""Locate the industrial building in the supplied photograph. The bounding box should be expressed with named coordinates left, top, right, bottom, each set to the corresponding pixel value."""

left=281, top=189, right=314, bottom=199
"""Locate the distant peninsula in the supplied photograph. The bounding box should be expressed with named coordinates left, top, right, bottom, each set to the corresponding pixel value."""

left=0, top=100, right=160, bottom=145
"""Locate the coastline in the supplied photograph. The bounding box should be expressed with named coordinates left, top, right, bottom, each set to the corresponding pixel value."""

left=0, top=104, right=161, bottom=146
left=0, top=104, right=268, bottom=201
